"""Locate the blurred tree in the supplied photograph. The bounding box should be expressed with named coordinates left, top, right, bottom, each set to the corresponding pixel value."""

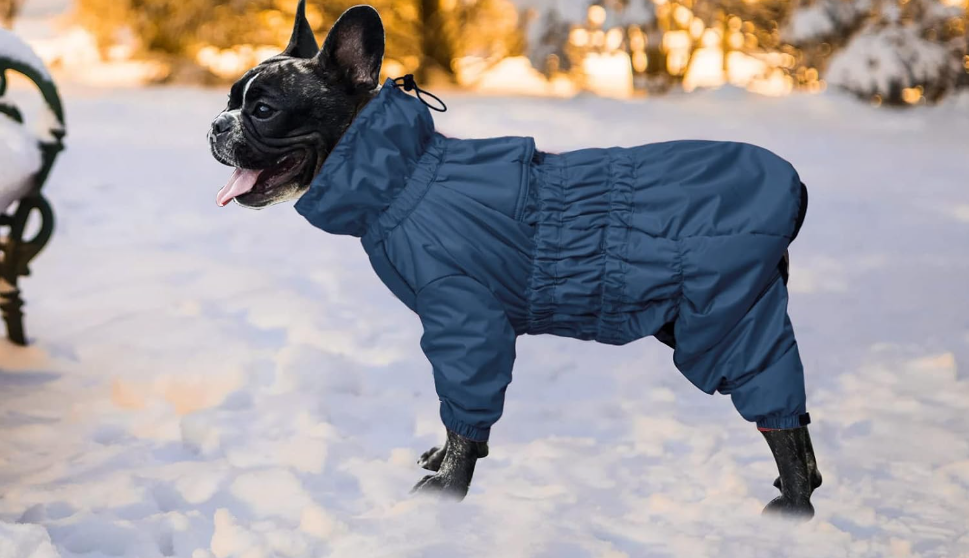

left=525, top=6, right=574, bottom=74
left=68, top=0, right=969, bottom=102
left=525, top=2, right=585, bottom=78
left=781, top=0, right=868, bottom=83
left=449, top=0, right=525, bottom=63
left=792, top=0, right=967, bottom=104
left=522, top=0, right=965, bottom=103
left=689, top=0, right=795, bottom=80
left=75, top=0, right=521, bottom=83
left=528, top=1, right=668, bottom=92
left=1, top=0, right=23, bottom=28
left=602, top=1, right=663, bottom=91
left=417, top=0, right=454, bottom=80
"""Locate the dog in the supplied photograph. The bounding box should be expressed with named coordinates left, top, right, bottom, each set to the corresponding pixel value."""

left=209, top=1, right=822, bottom=517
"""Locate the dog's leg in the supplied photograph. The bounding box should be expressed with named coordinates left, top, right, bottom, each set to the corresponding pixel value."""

left=761, top=426, right=822, bottom=520
left=412, top=429, right=488, bottom=500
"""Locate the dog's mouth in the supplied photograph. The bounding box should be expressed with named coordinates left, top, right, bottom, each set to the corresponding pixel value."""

left=216, top=152, right=309, bottom=207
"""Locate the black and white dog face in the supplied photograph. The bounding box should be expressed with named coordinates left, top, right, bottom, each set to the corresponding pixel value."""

left=208, top=1, right=385, bottom=208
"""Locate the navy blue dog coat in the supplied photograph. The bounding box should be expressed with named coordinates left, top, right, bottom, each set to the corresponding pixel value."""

left=296, top=79, right=810, bottom=441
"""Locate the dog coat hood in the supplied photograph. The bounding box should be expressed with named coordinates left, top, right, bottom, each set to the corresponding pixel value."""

left=295, top=81, right=437, bottom=237
left=296, top=79, right=810, bottom=442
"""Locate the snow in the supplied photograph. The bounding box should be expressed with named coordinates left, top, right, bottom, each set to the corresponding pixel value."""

left=454, top=56, right=577, bottom=97
left=581, top=51, right=634, bottom=98
left=826, top=23, right=958, bottom=99
left=782, top=0, right=869, bottom=45
left=0, top=28, right=59, bottom=211
left=783, top=3, right=838, bottom=45
left=0, top=522, right=58, bottom=558
left=0, top=114, right=42, bottom=212
left=0, top=83, right=968, bottom=557
left=0, top=29, right=51, bottom=81
left=682, top=48, right=725, bottom=91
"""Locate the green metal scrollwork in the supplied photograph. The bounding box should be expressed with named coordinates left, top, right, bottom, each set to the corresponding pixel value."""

left=0, top=36, right=65, bottom=345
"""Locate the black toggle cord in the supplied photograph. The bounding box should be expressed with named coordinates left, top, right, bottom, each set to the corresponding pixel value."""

left=392, top=74, right=447, bottom=112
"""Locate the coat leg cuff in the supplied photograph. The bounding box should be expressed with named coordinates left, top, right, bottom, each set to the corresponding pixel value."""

left=440, top=404, right=491, bottom=442
left=756, top=413, right=811, bottom=431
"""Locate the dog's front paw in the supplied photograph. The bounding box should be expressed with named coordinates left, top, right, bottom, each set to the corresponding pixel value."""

left=411, top=472, right=469, bottom=501
left=411, top=429, right=482, bottom=501
left=418, top=445, right=447, bottom=472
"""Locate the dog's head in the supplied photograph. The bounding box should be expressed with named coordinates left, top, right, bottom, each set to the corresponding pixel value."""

left=209, top=1, right=384, bottom=208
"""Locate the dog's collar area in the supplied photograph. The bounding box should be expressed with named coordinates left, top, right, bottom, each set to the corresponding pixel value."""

left=295, top=75, right=438, bottom=238
left=392, top=74, right=447, bottom=113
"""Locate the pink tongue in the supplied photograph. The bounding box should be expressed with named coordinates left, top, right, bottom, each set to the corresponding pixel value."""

left=217, top=168, right=262, bottom=207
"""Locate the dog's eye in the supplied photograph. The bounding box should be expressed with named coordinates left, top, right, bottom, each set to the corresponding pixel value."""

left=252, top=103, right=277, bottom=119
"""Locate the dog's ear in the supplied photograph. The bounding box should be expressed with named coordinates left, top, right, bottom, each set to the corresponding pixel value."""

left=317, top=5, right=385, bottom=92
left=282, top=0, right=319, bottom=58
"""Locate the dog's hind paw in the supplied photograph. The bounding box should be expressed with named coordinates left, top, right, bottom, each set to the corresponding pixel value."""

left=763, top=496, right=815, bottom=521
left=418, top=445, right=447, bottom=472
left=411, top=473, right=468, bottom=501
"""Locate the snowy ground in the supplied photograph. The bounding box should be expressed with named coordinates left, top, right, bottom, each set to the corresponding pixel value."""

left=0, top=83, right=968, bottom=558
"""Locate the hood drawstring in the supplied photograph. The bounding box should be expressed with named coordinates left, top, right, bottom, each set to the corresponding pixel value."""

left=392, top=74, right=447, bottom=113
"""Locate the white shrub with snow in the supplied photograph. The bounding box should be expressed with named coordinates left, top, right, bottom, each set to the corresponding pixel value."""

left=826, top=22, right=960, bottom=103
left=785, top=3, right=836, bottom=44
left=783, top=0, right=870, bottom=45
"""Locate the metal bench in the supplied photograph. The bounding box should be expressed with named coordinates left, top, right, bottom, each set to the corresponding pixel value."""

left=0, top=32, right=64, bottom=345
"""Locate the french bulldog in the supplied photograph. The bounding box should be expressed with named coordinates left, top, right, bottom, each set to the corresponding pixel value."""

left=208, top=2, right=822, bottom=512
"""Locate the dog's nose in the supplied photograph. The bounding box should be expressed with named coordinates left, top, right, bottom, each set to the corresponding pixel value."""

left=212, top=112, right=233, bottom=136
